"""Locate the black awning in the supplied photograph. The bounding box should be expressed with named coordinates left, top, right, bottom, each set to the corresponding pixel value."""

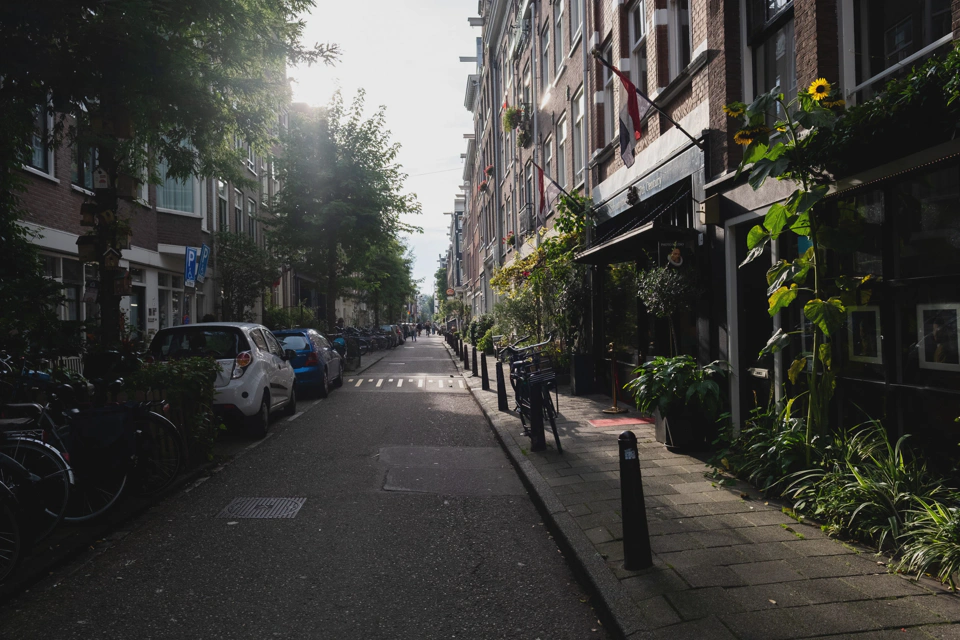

left=574, top=223, right=696, bottom=265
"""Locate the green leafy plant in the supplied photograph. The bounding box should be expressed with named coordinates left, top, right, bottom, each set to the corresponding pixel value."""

left=516, top=128, right=532, bottom=148
left=624, top=355, right=728, bottom=420
left=897, top=495, right=960, bottom=590
left=502, top=106, right=522, bottom=132
left=124, top=357, right=224, bottom=463
left=636, top=265, right=700, bottom=355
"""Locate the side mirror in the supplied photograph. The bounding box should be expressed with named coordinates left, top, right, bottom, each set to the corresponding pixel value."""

left=284, top=349, right=296, bottom=362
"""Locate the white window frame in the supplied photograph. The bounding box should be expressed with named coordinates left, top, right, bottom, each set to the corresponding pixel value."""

left=569, top=0, right=582, bottom=49
left=554, top=0, right=565, bottom=73
left=557, top=115, right=568, bottom=189
left=668, top=0, right=692, bottom=81
left=629, top=1, right=649, bottom=95
left=156, top=159, right=201, bottom=217
left=247, top=197, right=257, bottom=242
left=601, top=42, right=616, bottom=144
left=544, top=136, right=553, bottom=185
left=572, top=88, right=585, bottom=186
left=25, top=105, right=56, bottom=181
left=234, top=189, right=244, bottom=234
left=541, top=24, right=552, bottom=90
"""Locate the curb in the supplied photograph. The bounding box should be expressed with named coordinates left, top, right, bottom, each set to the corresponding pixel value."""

left=441, top=341, right=648, bottom=640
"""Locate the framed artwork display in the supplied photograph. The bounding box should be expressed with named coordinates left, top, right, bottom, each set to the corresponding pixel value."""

left=917, top=303, right=960, bottom=372
left=847, top=305, right=882, bottom=364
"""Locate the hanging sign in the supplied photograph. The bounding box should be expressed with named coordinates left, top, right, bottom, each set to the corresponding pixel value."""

left=184, top=246, right=199, bottom=288
left=93, top=167, right=110, bottom=192
left=196, top=244, right=211, bottom=284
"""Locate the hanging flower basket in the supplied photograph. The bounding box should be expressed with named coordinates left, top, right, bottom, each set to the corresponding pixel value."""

left=516, top=128, right=532, bottom=148
left=478, top=180, right=489, bottom=193
left=484, top=164, right=495, bottom=177
left=503, top=231, right=515, bottom=247
left=502, top=106, right=522, bottom=132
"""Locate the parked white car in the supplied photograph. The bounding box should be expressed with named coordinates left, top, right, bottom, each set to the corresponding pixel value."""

left=147, top=322, right=297, bottom=438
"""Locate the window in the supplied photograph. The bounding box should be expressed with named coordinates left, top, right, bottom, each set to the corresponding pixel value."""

left=544, top=136, right=553, bottom=185
left=247, top=198, right=257, bottom=242
left=554, top=0, right=564, bottom=72
left=217, top=180, right=229, bottom=231
left=572, top=89, right=584, bottom=185
left=669, top=0, right=692, bottom=80
left=522, top=63, right=532, bottom=106
left=156, top=158, right=195, bottom=213
left=234, top=189, right=243, bottom=234
left=524, top=162, right=534, bottom=210
left=42, top=255, right=92, bottom=322
left=629, top=1, right=649, bottom=95
left=29, top=106, right=51, bottom=174
left=557, top=116, right=568, bottom=189
left=853, top=0, right=952, bottom=99
left=569, top=0, right=582, bottom=42
left=72, top=144, right=98, bottom=191
left=748, top=0, right=796, bottom=107
left=602, top=43, right=616, bottom=144
left=541, top=25, right=552, bottom=91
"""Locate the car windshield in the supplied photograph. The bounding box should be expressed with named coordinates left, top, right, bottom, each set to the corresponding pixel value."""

left=278, top=335, right=310, bottom=351
left=380, top=325, right=394, bottom=332
left=150, top=327, right=249, bottom=360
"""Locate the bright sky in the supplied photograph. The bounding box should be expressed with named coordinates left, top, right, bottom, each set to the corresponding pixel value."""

left=289, top=0, right=479, bottom=296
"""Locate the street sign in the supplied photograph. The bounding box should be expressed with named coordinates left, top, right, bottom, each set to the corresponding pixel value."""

left=184, top=246, right=198, bottom=288
left=196, top=243, right=210, bottom=283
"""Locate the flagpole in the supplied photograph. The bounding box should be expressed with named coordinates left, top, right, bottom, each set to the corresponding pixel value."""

left=532, top=161, right=576, bottom=202
left=591, top=49, right=704, bottom=150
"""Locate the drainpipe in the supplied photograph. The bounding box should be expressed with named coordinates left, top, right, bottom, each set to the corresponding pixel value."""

left=581, top=0, right=590, bottom=197
left=532, top=0, right=540, bottom=250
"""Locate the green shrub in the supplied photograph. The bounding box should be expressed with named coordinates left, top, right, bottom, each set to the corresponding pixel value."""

left=897, top=495, right=960, bottom=590
left=263, top=304, right=324, bottom=331
left=725, top=401, right=811, bottom=497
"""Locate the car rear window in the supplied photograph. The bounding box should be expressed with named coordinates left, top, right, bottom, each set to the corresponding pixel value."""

left=279, top=335, right=310, bottom=351
left=149, top=327, right=249, bottom=360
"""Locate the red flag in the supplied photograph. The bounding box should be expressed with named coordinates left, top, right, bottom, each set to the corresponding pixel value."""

left=609, top=66, right=643, bottom=142
left=534, top=162, right=562, bottom=222
left=608, top=65, right=643, bottom=167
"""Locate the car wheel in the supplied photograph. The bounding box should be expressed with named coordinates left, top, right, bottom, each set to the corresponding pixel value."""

left=247, top=392, right=270, bottom=439
left=281, top=387, right=297, bottom=417
left=317, top=366, right=329, bottom=399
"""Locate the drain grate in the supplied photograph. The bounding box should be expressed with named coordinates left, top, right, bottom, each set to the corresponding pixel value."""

left=217, top=497, right=306, bottom=519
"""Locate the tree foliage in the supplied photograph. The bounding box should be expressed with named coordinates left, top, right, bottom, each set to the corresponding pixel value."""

left=270, top=92, right=421, bottom=328
left=213, top=231, right=280, bottom=322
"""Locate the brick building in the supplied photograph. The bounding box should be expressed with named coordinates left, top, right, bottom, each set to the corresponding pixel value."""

left=455, top=0, right=960, bottom=446
left=21, top=107, right=286, bottom=342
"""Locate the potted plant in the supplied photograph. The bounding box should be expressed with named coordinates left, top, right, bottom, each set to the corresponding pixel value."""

left=624, top=355, right=728, bottom=451
left=502, top=106, right=522, bottom=132
left=516, top=128, right=532, bottom=148
left=484, top=164, right=495, bottom=177
left=636, top=263, right=699, bottom=355
left=503, top=231, right=515, bottom=247
left=478, top=180, right=489, bottom=193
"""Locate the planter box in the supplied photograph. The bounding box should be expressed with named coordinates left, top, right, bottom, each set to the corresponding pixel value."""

left=655, top=407, right=715, bottom=452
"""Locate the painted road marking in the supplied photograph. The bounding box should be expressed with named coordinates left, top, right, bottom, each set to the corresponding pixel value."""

left=355, top=379, right=363, bottom=387
left=368, top=379, right=373, bottom=382
left=397, top=379, right=403, bottom=387
left=376, top=379, right=383, bottom=387
left=348, top=379, right=354, bottom=382
left=286, top=411, right=304, bottom=422
left=438, top=380, right=444, bottom=388
left=418, top=379, right=424, bottom=388
left=459, top=380, right=465, bottom=388
left=388, top=378, right=394, bottom=382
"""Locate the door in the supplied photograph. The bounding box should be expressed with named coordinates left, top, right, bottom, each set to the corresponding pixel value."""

left=314, top=333, right=338, bottom=381
left=264, top=330, right=293, bottom=406
left=734, top=221, right=775, bottom=414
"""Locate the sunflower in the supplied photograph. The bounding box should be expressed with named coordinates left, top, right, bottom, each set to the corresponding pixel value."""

left=723, top=102, right=746, bottom=118
left=808, top=78, right=831, bottom=101
left=823, top=99, right=846, bottom=109
left=733, top=129, right=754, bottom=146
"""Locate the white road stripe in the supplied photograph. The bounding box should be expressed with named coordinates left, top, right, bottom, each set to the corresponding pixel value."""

left=376, top=379, right=383, bottom=387
left=418, top=379, right=423, bottom=388
left=388, top=379, right=394, bottom=382
left=397, top=379, right=403, bottom=387
left=438, top=380, right=444, bottom=388
left=355, top=379, right=363, bottom=387
left=368, top=379, right=373, bottom=382
left=286, top=411, right=304, bottom=422
left=348, top=378, right=354, bottom=382
left=459, top=380, right=464, bottom=388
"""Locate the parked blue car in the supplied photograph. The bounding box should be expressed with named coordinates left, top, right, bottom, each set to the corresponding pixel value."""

left=273, top=329, right=344, bottom=398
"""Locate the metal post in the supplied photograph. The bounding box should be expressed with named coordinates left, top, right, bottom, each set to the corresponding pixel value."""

left=471, top=346, right=478, bottom=376
left=619, top=430, right=652, bottom=570
left=465, top=344, right=471, bottom=370
left=496, top=360, right=509, bottom=412
left=529, top=382, right=546, bottom=452
left=480, top=353, right=490, bottom=391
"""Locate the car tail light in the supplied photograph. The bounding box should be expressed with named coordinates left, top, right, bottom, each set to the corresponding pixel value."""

left=232, top=351, right=253, bottom=379
left=304, top=352, right=318, bottom=367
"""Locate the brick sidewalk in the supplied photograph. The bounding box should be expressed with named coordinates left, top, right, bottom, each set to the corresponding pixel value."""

left=446, top=343, right=960, bottom=640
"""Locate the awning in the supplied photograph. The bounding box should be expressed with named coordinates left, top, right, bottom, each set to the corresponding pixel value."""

left=574, top=222, right=696, bottom=265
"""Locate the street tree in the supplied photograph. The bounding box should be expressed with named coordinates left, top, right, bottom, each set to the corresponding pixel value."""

left=270, top=91, right=421, bottom=328
left=352, top=238, right=417, bottom=326
left=213, top=232, right=281, bottom=322
left=0, top=2, right=338, bottom=347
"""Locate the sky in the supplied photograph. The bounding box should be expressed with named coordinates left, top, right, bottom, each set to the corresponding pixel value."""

left=288, top=0, right=479, bottom=297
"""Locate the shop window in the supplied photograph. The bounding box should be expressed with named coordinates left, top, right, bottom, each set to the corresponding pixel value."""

left=748, top=0, right=796, bottom=108
left=892, top=164, right=960, bottom=279
left=853, top=0, right=952, bottom=99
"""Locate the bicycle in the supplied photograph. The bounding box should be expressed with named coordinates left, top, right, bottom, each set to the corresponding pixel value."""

left=0, top=478, right=21, bottom=582
left=500, top=336, right=562, bottom=454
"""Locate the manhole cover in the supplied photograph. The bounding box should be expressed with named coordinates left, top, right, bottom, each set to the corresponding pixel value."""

left=217, top=497, right=306, bottom=519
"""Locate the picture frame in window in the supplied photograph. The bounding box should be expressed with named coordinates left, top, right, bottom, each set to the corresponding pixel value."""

left=847, top=305, right=882, bottom=365
left=917, top=303, right=960, bottom=372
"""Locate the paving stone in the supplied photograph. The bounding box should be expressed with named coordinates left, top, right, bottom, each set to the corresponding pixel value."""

left=664, top=586, right=744, bottom=621
left=557, top=465, right=600, bottom=477
left=648, top=519, right=694, bottom=536
left=905, top=594, right=960, bottom=623
left=652, top=458, right=691, bottom=467
left=672, top=481, right=718, bottom=494
left=824, top=629, right=934, bottom=640
left=845, top=597, right=943, bottom=627
left=585, top=526, right=615, bottom=544
left=645, top=615, right=738, bottom=639
left=596, top=540, right=624, bottom=562
left=621, top=567, right=690, bottom=601
left=732, top=541, right=802, bottom=562
left=636, top=595, right=683, bottom=629
left=782, top=538, right=851, bottom=557
left=789, top=555, right=885, bottom=579
left=790, top=577, right=870, bottom=605
left=740, top=510, right=800, bottom=526
left=702, top=501, right=764, bottom=515
left=725, top=582, right=817, bottom=611
left=690, top=528, right=752, bottom=548
left=920, top=623, right=960, bottom=639
left=786, top=602, right=882, bottom=636
left=666, top=492, right=715, bottom=505
left=841, top=574, right=934, bottom=598
left=546, top=475, right=584, bottom=487
left=738, top=525, right=805, bottom=543
left=650, top=532, right=702, bottom=553
left=659, top=546, right=748, bottom=569
left=567, top=502, right=592, bottom=518
left=581, top=471, right=619, bottom=482
left=576, top=510, right=622, bottom=530
left=673, top=564, right=749, bottom=588
left=553, top=485, right=582, bottom=499
left=729, top=560, right=806, bottom=586
left=716, top=608, right=803, bottom=640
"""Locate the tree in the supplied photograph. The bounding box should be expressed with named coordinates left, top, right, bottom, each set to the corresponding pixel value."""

left=0, top=2, right=338, bottom=347
left=213, top=232, right=280, bottom=322
left=270, top=92, right=421, bottom=328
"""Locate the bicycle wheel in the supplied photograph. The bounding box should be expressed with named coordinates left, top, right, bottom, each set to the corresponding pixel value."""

left=64, top=469, right=127, bottom=523
left=0, top=439, right=71, bottom=542
left=0, top=502, right=20, bottom=582
left=131, top=412, right=184, bottom=495
left=542, top=388, right=562, bottom=454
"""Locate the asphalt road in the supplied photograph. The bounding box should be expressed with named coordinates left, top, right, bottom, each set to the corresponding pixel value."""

left=0, top=334, right=611, bottom=640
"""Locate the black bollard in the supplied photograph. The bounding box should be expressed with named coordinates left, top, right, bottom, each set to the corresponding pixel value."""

left=471, top=346, right=478, bottom=376
left=464, top=344, right=470, bottom=370
left=528, top=383, right=546, bottom=452
left=480, top=353, right=490, bottom=391
left=495, top=361, right=509, bottom=412
left=619, top=431, right=653, bottom=570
